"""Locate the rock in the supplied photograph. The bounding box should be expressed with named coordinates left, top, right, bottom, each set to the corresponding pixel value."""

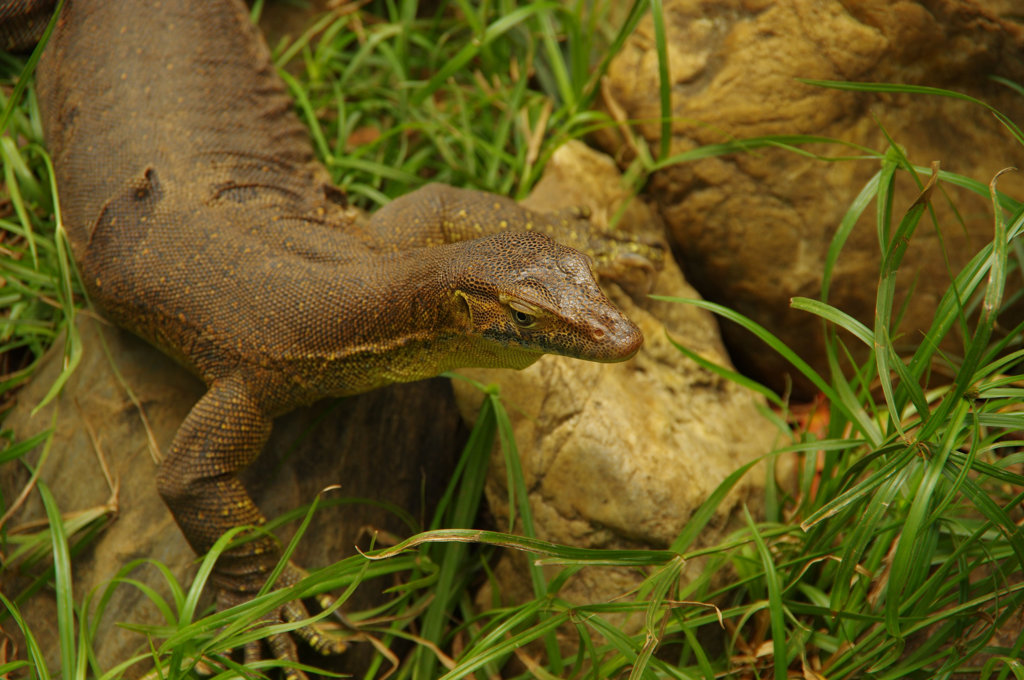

left=454, top=142, right=777, bottom=618
left=0, top=316, right=463, bottom=675
left=595, top=0, right=1024, bottom=394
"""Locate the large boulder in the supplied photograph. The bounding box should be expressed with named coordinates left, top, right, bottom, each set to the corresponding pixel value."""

left=595, top=0, right=1024, bottom=394
left=454, top=142, right=777, bottom=618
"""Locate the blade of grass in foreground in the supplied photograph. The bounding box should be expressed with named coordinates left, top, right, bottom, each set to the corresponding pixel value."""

left=413, top=392, right=497, bottom=679
left=30, top=150, right=82, bottom=413
left=38, top=480, right=77, bottom=679
left=0, top=591, right=50, bottom=680
left=915, top=171, right=1019, bottom=444
left=666, top=333, right=786, bottom=408
left=655, top=295, right=882, bottom=445
left=491, top=395, right=564, bottom=673
left=745, top=507, right=788, bottom=680
left=873, top=161, right=938, bottom=437
left=801, top=79, right=1024, bottom=147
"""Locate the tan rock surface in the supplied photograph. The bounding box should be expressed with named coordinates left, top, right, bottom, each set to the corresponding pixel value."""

left=454, top=142, right=778, bottom=613
left=0, top=317, right=463, bottom=675
left=596, top=0, right=1024, bottom=393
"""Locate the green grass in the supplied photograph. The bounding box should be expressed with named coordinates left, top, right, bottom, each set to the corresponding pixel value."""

left=2, top=1, right=1024, bottom=679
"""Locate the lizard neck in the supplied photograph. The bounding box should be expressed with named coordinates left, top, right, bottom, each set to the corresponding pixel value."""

left=311, top=242, right=541, bottom=396
left=378, top=242, right=544, bottom=371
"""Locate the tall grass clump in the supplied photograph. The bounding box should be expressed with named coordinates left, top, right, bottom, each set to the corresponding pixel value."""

left=259, top=0, right=649, bottom=204
left=648, top=83, right=1024, bottom=675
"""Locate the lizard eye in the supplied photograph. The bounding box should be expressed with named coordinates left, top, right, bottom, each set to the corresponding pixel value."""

left=508, top=302, right=537, bottom=328
left=513, top=309, right=535, bottom=326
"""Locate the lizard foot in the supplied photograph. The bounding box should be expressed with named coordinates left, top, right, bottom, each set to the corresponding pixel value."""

left=562, top=204, right=592, bottom=220
left=588, top=232, right=666, bottom=300
left=539, top=207, right=666, bottom=298
left=218, top=562, right=354, bottom=679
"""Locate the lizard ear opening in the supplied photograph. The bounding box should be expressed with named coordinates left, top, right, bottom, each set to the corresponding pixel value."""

left=453, top=290, right=475, bottom=330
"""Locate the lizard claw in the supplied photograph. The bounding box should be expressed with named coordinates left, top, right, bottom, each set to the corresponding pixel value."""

left=217, top=561, right=354, bottom=676
left=282, top=597, right=350, bottom=655
left=566, top=204, right=592, bottom=220
left=536, top=206, right=665, bottom=299
left=585, top=231, right=665, bottom=300
left=594, top=250, right=660, bottom=298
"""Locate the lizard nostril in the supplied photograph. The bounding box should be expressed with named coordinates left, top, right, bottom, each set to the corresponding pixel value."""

left=593, top=327, right=606, bottom=339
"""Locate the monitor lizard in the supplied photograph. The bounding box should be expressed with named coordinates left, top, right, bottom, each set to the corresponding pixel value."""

left=15, top=0, right=656, bottom=673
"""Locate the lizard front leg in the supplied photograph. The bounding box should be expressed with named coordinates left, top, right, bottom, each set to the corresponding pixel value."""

left=155, top=373, right=346, bottom=674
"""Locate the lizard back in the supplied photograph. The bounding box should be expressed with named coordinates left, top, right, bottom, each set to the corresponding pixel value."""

left=37, top=0, right=331, bottom=245
left=35, top=0, right=375, bottom=384
left=34, top=0, right=647, bottom=404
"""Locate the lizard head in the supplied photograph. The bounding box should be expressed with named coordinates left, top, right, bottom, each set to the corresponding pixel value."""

left=446, top=231, right=643, bottom=367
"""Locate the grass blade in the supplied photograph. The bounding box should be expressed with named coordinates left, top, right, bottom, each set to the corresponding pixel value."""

left=37, top=480, right=75, bottom=678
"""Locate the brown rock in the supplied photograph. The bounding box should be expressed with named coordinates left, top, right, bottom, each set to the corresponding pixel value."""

left=0, top=316, right=463, bottom=674
left=454, top=142, right=777, bottom=616
left=596, top=0, right=1024, bottom=394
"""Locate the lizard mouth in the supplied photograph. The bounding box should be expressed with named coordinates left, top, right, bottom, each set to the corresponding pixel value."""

left=524, top=313, right=643, bottom=363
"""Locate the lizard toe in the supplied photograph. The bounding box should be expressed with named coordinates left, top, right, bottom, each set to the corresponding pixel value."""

left=266, top=629, right=308, bottom=680
left=565, top=204, right=592, bottom=219
left=281, top=597, right=350, bottom=655
left=312, top=589, right=358, bottom=628
left=243, top=639, right=260, bottom=665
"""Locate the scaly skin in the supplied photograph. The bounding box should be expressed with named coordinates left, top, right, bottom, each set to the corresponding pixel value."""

left=31, top=0, right=653, bottom=671
left=0, top=0, right=55, bottom=51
